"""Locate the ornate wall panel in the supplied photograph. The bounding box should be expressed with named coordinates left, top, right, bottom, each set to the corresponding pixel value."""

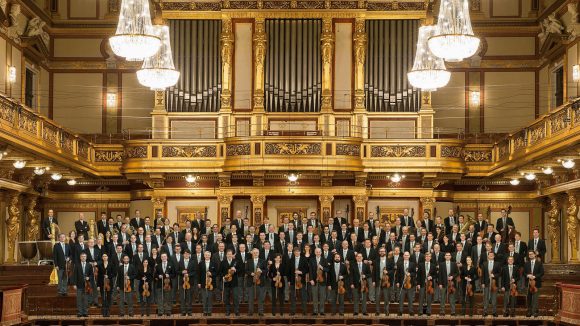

left=440, top=146, right=462, bottom=158
left=463, top=150, right=492, bottom=162
left=264, top=143, right=322, bottom=155
left=161, top=145, right=217, bottom=157
left=226, top=144, right=251, bottom=156
left=19, top=110, right=37, bottom=135
left=336, top=143, right=360, bottom=156
left=370, top=145, right=425, bottom=157
left=95, top=150, right=124, bottom=162
left=125, top=146, right=148, bottom=158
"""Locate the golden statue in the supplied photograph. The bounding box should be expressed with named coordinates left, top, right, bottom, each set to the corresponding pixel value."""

left=547, top=198, right=561, bottom=263
left=567, top=193, right=579, bottom=262
left=89, top=218, right=97, bottom=240
left=6, top=193, right=20, bottom=263
left=26, top=197, right=39, bottom=241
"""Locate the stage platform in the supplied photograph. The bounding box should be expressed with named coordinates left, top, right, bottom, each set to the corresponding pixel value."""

left=27, top=314, right=560, bottom=326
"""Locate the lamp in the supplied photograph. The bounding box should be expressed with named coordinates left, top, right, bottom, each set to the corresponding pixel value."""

left=67, top=179, right=77, bottom=186
left=509, top=179, right=520, bottom=186
left=109, top=0, right=161, bottom=61
left=7, top=66, right=16, bottom=83
left=428, top=0, right=480, bottom=62
left=470, top=90, right=480, bottom=106
left=137, top=25, right=180, bottom=90
left=561, top=159, right=575, bottom=169
left=287, top=173, right=299, bottom=182
left=185, top=174, right=197, bottom=183
left=12, top=160, right=26, bottom=169
left=407, top=25, right=451, bottom=91
left=574, top=64, right=580, bottom=82
left=51, top=173, right=62, bottom=181
left=106, top=93, right=117, bottom=107
left=389, top=173, right=405, bottom=183
left=542, top=167, right=554, bottom=175
left=524, top=173, right=536, bottom=181
left=33, top=167, right=48, bottom=175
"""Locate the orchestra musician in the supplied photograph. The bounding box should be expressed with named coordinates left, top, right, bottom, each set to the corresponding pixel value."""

left=42, top=209, right=59, bottom=240
left=397, top=252, right=416, bottom=316
left=525, top=250, right=544, bottom=317
left=461, top=256, right=477, bottom=316
left=97, top=253, right=115, bottom=317
left=155, top=252, right=174, bottom=316
left=417, top=252, right=437, bottom=316
left=247, top=248, right=267, bottom=316
left=53, top=233, right=71, bottom=297
left=439, top=252, right=458, bottom=316
left=288, top=247, right=309, bottom=316
left=327, top=253, right=348, bottom=316
left=309, top=248, right=328, bottom=316
left=268, top=254, right=286, bottom=316
left=374, top=247, right=394, bottom=316
left=199, top=251, right=217, bottom=316
left=117, top=254, right=136, bottom=317
left=138, top=258, right=154, bottom=316
left=501, top=255, right=519, bottom=317
left=221, top=249, right=240, bottom=316
left=482, top=251, right=500, bottom=317
left=179, top=250, right=195, bottom=316
left=72, top=252, right=94, bottom=318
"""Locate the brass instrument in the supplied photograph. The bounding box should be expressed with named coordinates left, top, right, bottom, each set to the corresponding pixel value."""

left=459, top=214, right=475, bottom=234
left=49, top=223, right=59, bottom=285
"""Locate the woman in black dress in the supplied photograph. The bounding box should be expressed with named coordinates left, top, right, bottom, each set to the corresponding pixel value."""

left=461, top=256, right=478, bottom=316
left=138, top=259, right=154, bottom=316
left=97, top=253, right=116, bottom=317
left=268, top=254, right=286, bottom=316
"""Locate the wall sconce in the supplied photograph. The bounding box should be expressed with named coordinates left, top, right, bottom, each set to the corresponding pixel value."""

left=106, top=93, right=117, bottom=107
left=7, top=66, right=16, bottom=83
left=574, top=64, right=580, bottom=82
left=470, top=90, right=480, bottom=106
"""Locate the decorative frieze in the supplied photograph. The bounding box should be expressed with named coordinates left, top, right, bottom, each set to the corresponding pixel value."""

left=529, top=123, right=546, bottom=145
left=265, top=143, right=321, bottom=155
left=440, top=146, right=462, bottom=158
left=42, top=124, right=58, bottom=145
left=551, top=109, right=569, bottom=135
left=160, top=0, right=427, bottom=11
left=161, top=145, right=217, bottom=158
left=125, top=146, right=147, bottom=159
left=336, top=144, right=360, bottom=156
left=370, top=145, right=426, bottom=157
left=77, top=140, right=89, bottom=160
left=226, top=144, right=251, bottom=156
left=0, top=100, right=16, bottom=123
left=60, top=132, right=74, bottom=153
left=463, top=150, right=492, bottom=162
left=95, top=150, right=124, bottom=162
left=18, top=110, right=37, bottom=135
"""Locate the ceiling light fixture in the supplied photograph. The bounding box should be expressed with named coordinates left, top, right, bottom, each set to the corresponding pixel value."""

left=137, top=25, right=180, bottom=90
left=13, top=160, right=26, bottom=169
left=287, top=173, right=299, bottom=182
left=389, top=173, right=405, bottom=183
left=51, top=173, right=62, bottom=181
left=428, top=0, right=480, bottom=62
left=561, top=159, right=575, bottom=169
left=524, top=173, right=536, bottom=181
left=542, top=167, right=554, bottom=175
left=407, top=25, right=451, bottom=91
left=33, top=167, right=47, bottom=175
left=185, top=174, right=197, bottom=183
left=109, top=0, right=161, bottom=61
left=67, top=179, right=77, bottom=186
left=509, top=179, right=520, bottom=186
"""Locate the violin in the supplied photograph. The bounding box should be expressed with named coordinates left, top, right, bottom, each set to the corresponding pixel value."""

left=510, top=281, right=518, bottom=296
left=104, top=276, right=111, bottom=292
left=529, top=278, right=537, bottom=294
left=142, top=279, right=150, bottom=297
left=447, top=278, right=456, bottom=294
left=183, top=273, right=191, bottom=290
left=403, top=272, right=412, bottom=289
left=477, top=265, right=483, bottom=278
left=205, top=272, right=213, bottom=290
left=224, top=268, right=234, bottom=282
left=381, top=268, right=390, bottom=288
left=361, top=277, right=369, bottom=293
left=466, top=282, right=474, bottom=297
left=163, top=276, right=171, bottom=291
left=316, top=265, right=324, bottom=283
left=426, top=279, right=434, bottom=295
left=66, top=259, right=73, bottom=278
left=124, top=273, right=132, bottom=293
left=254, top=268, right=262, bottom=285
left=338, top=279, right=346, bottom=295
left=295, top=272, right=303, bottom=290
left=491, top=278, right=497, bottom=293
left=274, top=271, right=283, bottom=288
left=85, top=278, right=92, bottom=294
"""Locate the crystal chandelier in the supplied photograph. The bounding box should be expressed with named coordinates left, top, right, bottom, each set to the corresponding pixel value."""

left=408, top=25, right=451, bottom=91
left=137, top=25, right=180, bottom=90
left=428, top=0, right=480, bottom=62
left=109, top=0, right=161, bottom=61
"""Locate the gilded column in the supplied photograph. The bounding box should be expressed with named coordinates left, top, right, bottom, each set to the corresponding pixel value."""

left=151, top=90, right=169, bottom=139
left=251, top=195, right=266, bottom=226
left=252, top=18, right=267, bottom=136
left=220, top=18, right=234, bottom=138
left=566, top=191, right=579, bottom=262
left=319, top=195, right=334, bottom=222
left=353, top=18, right=367, bottom=138
left=353, top=194, right=368, bottom=221
left=321, top=17, right=334, bottom=112
left=547, top=196, right=561, bottom=263
left=5, top=191, right=20, bottom=263
left=151, top=197, right=166, bottom=220
left=218, top=195, right=233, bottom=226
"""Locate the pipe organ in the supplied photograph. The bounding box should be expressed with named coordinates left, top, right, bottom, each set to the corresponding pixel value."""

left=264, top=19, right=322, bottom=113
left=365, top=20, right=420, bottom=113
left=167, top=20, right=222, bottom=113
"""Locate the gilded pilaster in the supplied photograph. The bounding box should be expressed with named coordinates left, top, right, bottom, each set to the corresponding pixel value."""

left=420, top=197, right=436, bottom=217
left=353, top=194, right=368, bottom=221
left=566, top=191, right=579, bottom=263
left=151, top=196, right=166, bottom=219
left=218, top=194, right=233, bottom=225
left=151, top=90, right=168, bottom=139
left=418, top=91, right=435, bottom=138
left=547, top=196, right=561, bottom=263
left=320, top=18, right=335, bottom=136
left=353, top=18, right=367, bottom=138
left=220, top=18, right=234, bottom=137
left=251, top=195, right=266, bottom=226
left=319, top=195, right=334, bottom=222
left=252, top=18, right=267, bottom=136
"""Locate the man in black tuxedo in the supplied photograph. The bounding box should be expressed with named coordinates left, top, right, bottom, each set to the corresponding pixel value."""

left=444, top=209, right=457, bottom=235
left=525, top=250, right=544, bottom=317
left=351, top=252, right=372, bottom=316
left=528, top=228, right=547, bottom=262
left=130, top=210, right=145, bottom=232
left=72, top=252, right=94, bottom=317
left=53, top=233, right=71, bottom=296
left=473, top=213, right=488, bottom=235
left=397, top=251, right=417, bottom=316
left=400, top=208, right=415, bottom=229
left=334, top=210, right=348, bottom=229
left=42, top=209, right=58, bottom=240
left=97, top=212, right=109, bottom=237
left=438, top=252, right=458, bottom=316
left=496, top=209, right=515, bottom=243
left=309, top=248, right=328, bottom=316
left=327, top=253, right=348, bottom=316
left=482, top=251, right=501, bottom=317
left=287, top=247, right=309, bottom=316
left=417, top=252, right=436, bottom=316
left=75, top=213, right=90, bottom=240
left=501, top=255, right=519, bottom=317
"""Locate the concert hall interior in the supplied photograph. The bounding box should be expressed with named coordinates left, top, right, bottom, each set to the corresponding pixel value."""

left=0, top=0, right=580, bottom=325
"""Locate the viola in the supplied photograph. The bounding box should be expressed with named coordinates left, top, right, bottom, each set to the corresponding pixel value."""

left=381, top=268, right=390, bottom=288
left=426, top=279, right=434, bottom=295
left=295, top=273, right=303, bottom=290
left=205, top=272, right=213, bottom=290
left=491, top=278, right=497, bottom=293
left=124, top=274, right=132, bottom=293
left=274, top=271, right=283, bottom=288
left=163, top=276, right=171, bottom=291
left=183, top=273, right=191, bottom=290
left=337, top=279, right=346, bottom=295
left=477, top=265, right=483, bottom=278
left=85, top=278, right=92, bottom=294
left=510, top=281, right=518, bottom=296
left=66, top=260, right=73, bottom=278
left=316, top=265, right=324, bottom=283
left=404, top=272, right=412, bottom=289
left=254, top=268, right=262, bottom=285
left=361, top=277, right=369, bottom=293
left=529, top=278, right=537, bottom=294
left=104, top=277, right=111, bottom=292
left=447, top=278, right=456, bottom=294
left=224, top=268, right=234, bottom=282
left=142, top=279, right=150, bottom=297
